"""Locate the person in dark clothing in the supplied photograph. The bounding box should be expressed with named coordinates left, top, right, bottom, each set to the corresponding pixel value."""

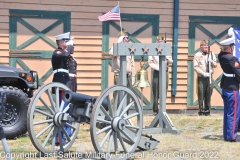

left=66, top=38, right=77, bottom=92
left=219, top=28, right=240, bottom=142
left=148, top=35, right=173, bottom=115
left=52, top=32, right=74, bottom=145
left=52, top=32, right=74, bottom=88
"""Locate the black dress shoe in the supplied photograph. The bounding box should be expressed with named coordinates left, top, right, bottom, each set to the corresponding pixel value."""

left=153, top=111, right=158, bottom=116
left=203, top=110, right=210, bottom=116
left=55, top=141, right=68, bottom=146
left=225, top=139, right=237, bottom=142
left=204, top=113, right=211, bottom=116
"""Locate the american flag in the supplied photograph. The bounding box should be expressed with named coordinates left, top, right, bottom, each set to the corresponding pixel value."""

left=233, top=28, right=240, bottom=61
left=98, top=5, right=120, bottom=21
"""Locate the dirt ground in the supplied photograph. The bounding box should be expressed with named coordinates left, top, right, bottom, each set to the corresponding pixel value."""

left=1, top=110, right=240, bottom=160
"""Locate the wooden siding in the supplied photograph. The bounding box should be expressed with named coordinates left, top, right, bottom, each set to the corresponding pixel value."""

left=0, top=0, right=240, bottom=108
left=0, top=7, right=9, bottom=65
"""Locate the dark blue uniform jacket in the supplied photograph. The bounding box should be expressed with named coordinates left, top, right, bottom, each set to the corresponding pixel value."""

left=51, top=46, right=74, bottom=85
left=218, top=51, right=240, bottom=90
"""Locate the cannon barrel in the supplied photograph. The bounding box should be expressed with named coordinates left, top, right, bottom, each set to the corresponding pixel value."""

left=64, top=91, right=108, bottom=110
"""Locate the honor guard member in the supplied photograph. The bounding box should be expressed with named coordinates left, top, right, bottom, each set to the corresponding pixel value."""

left=66, top=38, right=77, bottom=92
left=52, top=32, right=74, bottom=145
left=109, top=30, right=135, bottom=87
left=52, top=32, right=74, bottom=88
left=109, top=30, right=135, bottom=107
left=148, top=35, right=173, bottom=115
left=219, top=28, right=240, bottom=142
left=193, top=40, right=217, bottom=116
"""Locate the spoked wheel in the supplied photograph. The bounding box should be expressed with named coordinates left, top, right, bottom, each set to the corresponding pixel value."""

left=90, top=85, right=143, bottom=159
left=27, top=82, right=80, bottom=154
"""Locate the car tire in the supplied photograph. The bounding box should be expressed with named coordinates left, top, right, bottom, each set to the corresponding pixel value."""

left=0, top=86, right=29, bottom=139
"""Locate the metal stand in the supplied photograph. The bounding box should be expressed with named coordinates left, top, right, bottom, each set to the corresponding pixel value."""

left=113, top=43, right=179, bottom=134
left=0, top=91, right=11, bottom=160
left=0, top=127, right=11, bottom=160
left=140, top=88, right=144, bottom=108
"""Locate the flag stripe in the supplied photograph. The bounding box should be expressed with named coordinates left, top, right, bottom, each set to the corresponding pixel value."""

left=98, top=5, right=120, bottom=22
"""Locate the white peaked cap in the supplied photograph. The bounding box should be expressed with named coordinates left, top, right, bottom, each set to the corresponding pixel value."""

left=220, top=36, right=235, bottom=45
left=220, top=28, right=235, bottom=46
left=117, top=36, right=125, bottom=43
left=55, top=32, right=70, bottom=40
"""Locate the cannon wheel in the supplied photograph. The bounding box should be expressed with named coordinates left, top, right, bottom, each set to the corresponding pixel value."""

left=90, top=85, right=143, bottom=159
left=27, top=82, right=80, bottom=153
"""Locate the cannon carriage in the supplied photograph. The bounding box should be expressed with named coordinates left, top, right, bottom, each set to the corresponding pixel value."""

left=27, top=43, right=178, bottom=159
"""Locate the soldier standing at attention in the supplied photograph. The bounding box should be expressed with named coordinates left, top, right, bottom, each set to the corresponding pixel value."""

left=193, top=40, right=217, bottom=116
left=148, top=35, right=173, bottom=115
left=52, top=32, right=74, bottom=145
left=219, top=28, right=240, bottom=142
left=66, top=38, right=77, bottom=92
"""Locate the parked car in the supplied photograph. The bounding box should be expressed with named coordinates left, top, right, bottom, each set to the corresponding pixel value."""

left=0, top=64, right=38, bottom=139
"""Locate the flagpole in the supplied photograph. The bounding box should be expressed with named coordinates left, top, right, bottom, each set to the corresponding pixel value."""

left=118, top=1, right=122, bottom=33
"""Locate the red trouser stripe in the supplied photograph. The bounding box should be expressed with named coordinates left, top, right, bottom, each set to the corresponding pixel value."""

left=232, top=90, right=237, bottom=140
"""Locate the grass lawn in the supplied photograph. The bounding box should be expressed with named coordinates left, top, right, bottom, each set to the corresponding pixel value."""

left=0, top=111, right=240, bottom=160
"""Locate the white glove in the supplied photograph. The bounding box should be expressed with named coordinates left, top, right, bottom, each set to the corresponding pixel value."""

left=66, top=39, right=74, bottom=46
left=208, top=57, right=213, bottom=63
left=203, top=72, right=210, bottom=77
left=166, top=56, right=173, bottom=63
left=228, top=27, right=234, bottom=36
left=109, top=47, right=113, bottom=55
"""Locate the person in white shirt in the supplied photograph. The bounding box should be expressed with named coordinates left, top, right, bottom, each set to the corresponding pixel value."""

left=109, top=30, right=135, bottom=110
left=148, top=35, right=173, bottom=115
left=109, top=30, right=135, bottom=86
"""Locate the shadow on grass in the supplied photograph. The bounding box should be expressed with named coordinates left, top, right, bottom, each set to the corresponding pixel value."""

left=202, top=135, right=223, bottom=141
left=6, top=133, right=29, bottom=140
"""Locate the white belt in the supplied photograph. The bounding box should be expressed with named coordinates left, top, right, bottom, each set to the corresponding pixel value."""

left=69, top=73, right=76, bottom=77
left=53, top=69, right=69, bottom=74
left=223, top=72, right=235, bottom=77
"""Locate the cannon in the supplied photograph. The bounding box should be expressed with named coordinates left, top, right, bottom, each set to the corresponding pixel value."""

left=63, top=90, right=109, bottom=123
left=27, top=42, right=178, bottom=159
left=27, top=82, right=159, bottom=159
